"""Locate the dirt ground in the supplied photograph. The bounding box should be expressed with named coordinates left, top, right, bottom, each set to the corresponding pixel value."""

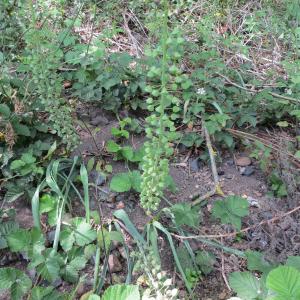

left=2, top=106, right=299, bottom=300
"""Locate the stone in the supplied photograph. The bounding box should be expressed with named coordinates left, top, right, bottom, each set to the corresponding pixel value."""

left=217, top=168, right=225, bottom=176
left=116, top=201, right=125, bottom=209
left=90, top=115, right=109, bottom=126
left=95, top=173, right=106, bottom=186
left=240, top=165, right=255, bottom=176
left=47, top=230, right=56, bottom=243
left=108, top=254, right=122, bottom=273
left=247, top=196, right=259, bottom=207
left=236, top=156, right=251, bottom=167
left=190, top=157, right=203, bottom=172
left=118, top=247, right=127, bottom=259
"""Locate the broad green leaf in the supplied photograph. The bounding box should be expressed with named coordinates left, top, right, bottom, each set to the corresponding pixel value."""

left=63, top=256, right=87, bottom=283
left=101, top=284, right=140, bottom=300
left=130, top=170, right=141, bottom=192
left=13, top=123, right=31, bottom=136
left=30, top=286, right=63, bottom=300
left=266, top=266, right=300, bottom=299
left=73, top=220, right=97, bottom=246
left=7, top=228, right=31, bottom=252
left=0, top=268, right=32, bottom=300
left=10, top=159, right=26, bottom=170
left=39, top=194, right=57, bottom=214
left=0, top=104, right=11, bottom=117
left=212, top=196, right=249, bottom=230
left=21, top=153, right=36, bottom=164
left=171, top=203, right=200, bottom=227
left=229, top=272, right=262, bottom=299
left=60, top=229, right=75, bottom=252
left=245, top=250, right=273, bottom=273
left=36, top=250, right=63, bottom=282
left=106, top=140, right=121, bottom=153
left=121, top=146, right=134, bottom=161
left=110, top=173, right=132, bottom=192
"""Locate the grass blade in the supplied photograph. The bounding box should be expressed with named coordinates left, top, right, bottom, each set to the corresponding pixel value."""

left=153, top=221, right=192, bottom=293
left=80, top=163, right=90, bottom=223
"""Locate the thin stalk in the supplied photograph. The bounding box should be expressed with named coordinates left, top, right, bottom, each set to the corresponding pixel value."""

left=93, top=246, right=101, bottom=290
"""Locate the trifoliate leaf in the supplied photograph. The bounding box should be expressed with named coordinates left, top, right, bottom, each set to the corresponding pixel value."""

left=229, top=271, right=262, bottom=299
left=212, top=196, right=249, bottom=230
left=266, top=266, right=300, bottom=299
left=101, top=284, right=140, bottom=300
left=110, top=173, right=132, bottom=192
left=171, top=203, right=200, bottom=227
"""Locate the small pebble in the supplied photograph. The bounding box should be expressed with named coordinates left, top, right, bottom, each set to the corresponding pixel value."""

left=236, top=156, right=252, bottom=167
left=190, top=157, right=203, bottom=172
left=116, top=201, right=125, bottom=209
left=240, top=165, right=255, bottom=176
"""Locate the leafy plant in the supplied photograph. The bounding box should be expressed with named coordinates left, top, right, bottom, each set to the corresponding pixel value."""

left=212, top=195, right=249, bottom=230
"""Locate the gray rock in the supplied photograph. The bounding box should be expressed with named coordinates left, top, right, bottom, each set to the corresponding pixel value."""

left=240, top=165, right=255, bottom=176
left=95, top=173, right=106, bottom=186
left=90, top=115, right=109, bottom=126
left=52, top=278, right=63, bottom=288
left=236, top=156, right=252, bottom=167
left=108, top=254, right=122, bottom=273
left=47, top=230, right=56, bottom=244
left=190, top=157, right=203, bottom=172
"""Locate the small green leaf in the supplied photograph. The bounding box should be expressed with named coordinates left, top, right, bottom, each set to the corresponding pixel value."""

left=110, top=173, right=132, bottom=192
left=106, top=140, right=121, bottom=153
left=10, top=160, right=26, bottom=170
left=121, top=146, right=134, bottom=161
left=13, top=123, right=31, bottom=136
left=276, top=121, right=289, bottom=127
left=87, top=157, right=95, bottom=172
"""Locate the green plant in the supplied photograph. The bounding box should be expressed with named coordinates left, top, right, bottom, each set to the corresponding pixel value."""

left=229, top=251, right=300, bottom=300
left=212, top=195, right=249, bottom=230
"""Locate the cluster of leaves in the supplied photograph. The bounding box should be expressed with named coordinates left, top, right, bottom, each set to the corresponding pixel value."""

left=229, top=251, right=300, bottom=300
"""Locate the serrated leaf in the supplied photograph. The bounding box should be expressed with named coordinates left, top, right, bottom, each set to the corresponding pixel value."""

left=73, top=220, right=97, bottom=246
left=60, top=229, right=75, bottom=252
left=36, top=250, right=62, bottom=282
left=0, top=104, right=11, bottom=117
left=266, top=266, right=300, bottom=299
left=110, top=173, right=132, bottom=192
left=121, top=146, right=134, bottom=161
left=171, top=203, right=200, bottom=227
left=229, top=271, right=262, bottom=299
left=196, top=251, right=216, bottom=275
left=30, top=286, right=63, bottom=300
left=101, top=284, right=140, bottom=300
left=7, top=228, right=31, bottom=252
left=10, top=159, right=26, bottom=170
left=212, top=196, right=249, bottom=230
left=245, top=250, right=272, bottom=273
left=130, top=170, right=141, bottom=192
left=0, top=267, right=32, bottom=300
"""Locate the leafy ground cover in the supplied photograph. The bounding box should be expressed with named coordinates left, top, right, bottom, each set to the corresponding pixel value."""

left=0, top=0, right=300, bottom=299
